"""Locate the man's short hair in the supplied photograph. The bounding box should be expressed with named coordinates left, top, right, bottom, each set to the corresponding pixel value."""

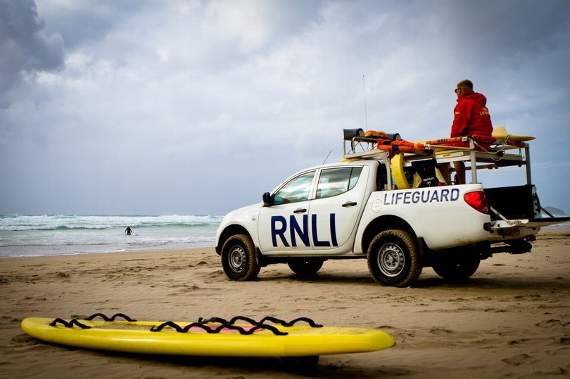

left=457, top=79, right=473, bottom=89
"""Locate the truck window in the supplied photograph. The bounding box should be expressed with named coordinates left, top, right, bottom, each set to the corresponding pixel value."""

left=273, top=171, right=315, bottom=205
left=316, top=167, right=363, bottom=199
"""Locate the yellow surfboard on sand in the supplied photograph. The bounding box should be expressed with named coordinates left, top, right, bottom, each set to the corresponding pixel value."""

left=21, top=316, right=395, bottom=358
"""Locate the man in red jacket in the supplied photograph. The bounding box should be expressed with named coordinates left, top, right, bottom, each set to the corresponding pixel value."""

left=451, top=79, right=493, bottom=184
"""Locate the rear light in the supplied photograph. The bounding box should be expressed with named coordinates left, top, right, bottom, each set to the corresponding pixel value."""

left=464, top=191, right=489, bottom=214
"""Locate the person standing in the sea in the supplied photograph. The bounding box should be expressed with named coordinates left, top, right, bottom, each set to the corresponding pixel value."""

left=125, top=226, right=132, bottom=235
left=450, top=79, right=493, bottom=184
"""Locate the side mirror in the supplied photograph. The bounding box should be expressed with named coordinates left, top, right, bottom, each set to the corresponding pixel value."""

left=262, top=192, right=273, bottom=207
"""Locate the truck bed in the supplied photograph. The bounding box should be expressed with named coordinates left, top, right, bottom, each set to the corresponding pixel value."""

left=484, top=185, right=570, bottom=224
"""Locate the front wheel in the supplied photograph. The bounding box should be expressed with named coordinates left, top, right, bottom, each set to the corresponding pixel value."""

left=432, top=250, right=480, bottom=281
left=221, top=234, right=260, bottom=281
left=367, top=229, right=422, bottom=287
left=288, top=258, right=324, bottom=278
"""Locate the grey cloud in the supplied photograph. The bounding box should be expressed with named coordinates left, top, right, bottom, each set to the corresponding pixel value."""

left=0, top=0, right=64, bottom=106
left=442, top=0, right=570, bottom=53
left=36, top=0, right=154, bottom=50
left=0, top=0, right=569, bottom=215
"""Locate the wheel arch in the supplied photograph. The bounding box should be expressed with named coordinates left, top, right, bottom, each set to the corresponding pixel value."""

left=216, top=224, right=254, bottom=255
left=361, top=215, right=418, bottom=255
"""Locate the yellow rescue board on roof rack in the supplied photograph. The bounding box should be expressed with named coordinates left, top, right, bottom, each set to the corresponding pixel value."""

left=20, top=317, right=395, bottom=357
left=492, top=126, right=535, bottom=142
left=390, top=153, right=447, bottom=189
left=390, top=153, right=410, bottom=189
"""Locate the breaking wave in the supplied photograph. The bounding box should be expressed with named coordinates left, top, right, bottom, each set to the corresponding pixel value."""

left=0, top=214, right=223, bottom=231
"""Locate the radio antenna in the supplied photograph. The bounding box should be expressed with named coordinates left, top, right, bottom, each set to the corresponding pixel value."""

left=362, top=74, right=368, bottom=130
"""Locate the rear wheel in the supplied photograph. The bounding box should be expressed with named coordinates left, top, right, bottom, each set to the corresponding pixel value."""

left=367, top=229, right=422, bottom=287
left=432, top=249, right=480, bottom=281
left=288, top=258, right=324, bottom=278
left=221, top=234, right=260, bottom=281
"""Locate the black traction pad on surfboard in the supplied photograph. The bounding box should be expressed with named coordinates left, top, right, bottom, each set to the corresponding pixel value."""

left=149, top=320, right=288, bottom=335
left=85, top=313, right=137, bottom=322
left=197, top=316, right=323, bottom=328
left=50, top=318, right=92, bottom=329
left=150, top=316, right=323, bottom=335
left=49, top=313, right=323, bottom=336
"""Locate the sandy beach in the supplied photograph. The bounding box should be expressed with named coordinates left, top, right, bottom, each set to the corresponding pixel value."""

left=1, top=232, right=569, bottom=379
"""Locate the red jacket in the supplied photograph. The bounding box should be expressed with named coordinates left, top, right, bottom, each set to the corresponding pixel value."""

left=451, top=92, right=493, bottom=138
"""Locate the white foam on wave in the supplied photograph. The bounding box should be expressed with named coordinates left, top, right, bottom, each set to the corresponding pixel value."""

left=0, top=214, right=223, bottom=231
left=0, top=214, right=221, bottom=257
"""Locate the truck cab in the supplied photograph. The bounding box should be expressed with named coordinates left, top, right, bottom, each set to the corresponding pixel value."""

left=215, top=130, right=569, bottom=287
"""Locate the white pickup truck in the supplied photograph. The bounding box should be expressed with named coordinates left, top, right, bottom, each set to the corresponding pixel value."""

left=215, top=131, right=568, bottom=287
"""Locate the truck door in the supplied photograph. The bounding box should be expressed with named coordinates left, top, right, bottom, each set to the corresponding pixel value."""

left=309, top=166, right=367, bottom=251
left=258, top=170, right=316, bottom=254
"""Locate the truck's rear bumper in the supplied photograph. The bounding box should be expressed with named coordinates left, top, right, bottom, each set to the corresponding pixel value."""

left=484, top=216, right=570, bottom=240
left=528, top=216, right=570, bottom=226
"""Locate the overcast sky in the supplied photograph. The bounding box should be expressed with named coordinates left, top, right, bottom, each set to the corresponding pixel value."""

left=1, top=0, right=569, bottom=215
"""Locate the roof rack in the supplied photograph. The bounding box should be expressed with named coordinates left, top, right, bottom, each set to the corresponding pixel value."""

left=342, top=129, right=532, bottom=185
left=342, top=129, right=401, bottom=160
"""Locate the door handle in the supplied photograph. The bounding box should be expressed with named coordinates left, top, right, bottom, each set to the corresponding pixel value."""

left=342, top=201, right=357, bottom=207
left=294, top=208, right=307, bottom=214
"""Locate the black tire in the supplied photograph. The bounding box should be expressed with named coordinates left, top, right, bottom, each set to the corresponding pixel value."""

left=367, top=229, right=422, bottom=287
left=432, top=250, right=480, bottom=281
left=288, top=258, right=324, bottom=278
left=221, top=234, right=260, bottom=281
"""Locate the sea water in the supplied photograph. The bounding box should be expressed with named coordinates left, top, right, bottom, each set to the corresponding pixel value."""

left=0, top=214, right=222, bottom=257
left=2, top=214, right=567, bottom=258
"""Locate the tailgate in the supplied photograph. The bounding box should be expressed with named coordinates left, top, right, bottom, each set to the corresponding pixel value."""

left=485, top=184, right=569, bottom=229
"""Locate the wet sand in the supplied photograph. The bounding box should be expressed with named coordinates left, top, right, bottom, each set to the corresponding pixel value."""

left=1, top=233, right=569, bottom=378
